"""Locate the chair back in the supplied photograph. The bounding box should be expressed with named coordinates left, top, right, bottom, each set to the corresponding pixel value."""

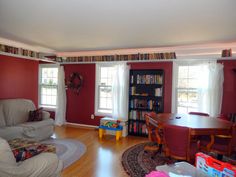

left=231, top=124, right=236, bottom=151
left=217, top=114, right=229, bottom=121
left=144, top=112, right=161, bottom=144
left=163, top=124, right=191, bottom=161
left=189, top=112, right=209, bottom=117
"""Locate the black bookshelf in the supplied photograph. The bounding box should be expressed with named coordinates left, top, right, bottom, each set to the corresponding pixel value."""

left=128, top=69, right=164, bottom=136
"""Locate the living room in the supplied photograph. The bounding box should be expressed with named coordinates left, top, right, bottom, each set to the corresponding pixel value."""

left=0, top=0, right=236, bottom=177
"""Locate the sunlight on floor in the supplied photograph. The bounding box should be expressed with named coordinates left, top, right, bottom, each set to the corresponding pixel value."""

left=51, top=133, right=57, bottom=139
left=96, top=147, right=113, bottom=177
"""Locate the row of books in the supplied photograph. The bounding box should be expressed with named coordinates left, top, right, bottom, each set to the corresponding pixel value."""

left=130, top=87, right=162, bottom=97
left=129, top=110, right=150, bottom=120
left=0, top=44, right=42, bottom=58
left=58, top=52, right=176, bottom=63
left=221, top=49, right=232, bottom=57
left=128, top=121, right=147, bottom=135
left=134, top=74, right=163, bottom=84
left=130, top=99, right=162, bottom=111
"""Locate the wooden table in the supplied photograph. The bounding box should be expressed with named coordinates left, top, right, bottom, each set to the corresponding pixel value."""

left=149, top=113, right=233, bottom=136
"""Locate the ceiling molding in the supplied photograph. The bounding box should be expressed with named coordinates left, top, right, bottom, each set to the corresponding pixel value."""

left=56, top=42, right=236, bottom=59
left=0, top=37, right=55, bottom=54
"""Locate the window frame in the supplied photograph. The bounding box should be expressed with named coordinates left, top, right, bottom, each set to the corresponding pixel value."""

left=95, top=63, right=116, bottom=116
left=172, top=61, right=209, bottom=114
left=38, top=64, right=59, bottom=110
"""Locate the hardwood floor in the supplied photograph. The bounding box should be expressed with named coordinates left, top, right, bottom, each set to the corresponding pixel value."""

left=54, top=125, right=147, bottom=177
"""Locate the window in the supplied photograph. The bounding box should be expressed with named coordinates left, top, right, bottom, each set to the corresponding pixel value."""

left=95, top=64, right=115, bottom=115
left=176, top=65, right=208, bottom=113
left=173, top=61, right=224, bottom=117
left=39, top=64, right=58, bottom=108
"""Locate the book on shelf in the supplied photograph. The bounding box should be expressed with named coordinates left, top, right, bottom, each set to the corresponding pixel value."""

left=135, top=74, right=163, bottom=84
left=129, top=110, right=150, bottom=120
left=130, top=99, right=161, bottom=111
left=131, top=75, right=134, bottom=84
left=130, top=86, right=136, bottom=95
left=155, top=88, right=162, bottom=96
left=128, top=121, right=147, bottom=135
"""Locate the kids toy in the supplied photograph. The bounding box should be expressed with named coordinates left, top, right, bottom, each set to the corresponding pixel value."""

left=99, top=117, right=123, bottom=141
left=196, top=152, right=236, bottom=177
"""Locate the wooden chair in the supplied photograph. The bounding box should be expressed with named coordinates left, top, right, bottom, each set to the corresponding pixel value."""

left=217, top=114, right=230, bottom=121
left=207, top=124, right=236, bottom=158
left=189, top=112, right=210, bottom=144
left=163, top=124, right=199, bottom=162
left=144, top=112, right=162, bottom=155
left=199, top=115, right=234, bottom=157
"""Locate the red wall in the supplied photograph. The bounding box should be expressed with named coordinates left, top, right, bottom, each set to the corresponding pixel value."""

left=219, top=60, right=236, bottom=114
left=0, top=55, right=39, bottom=106
left=64, top=62, right=172, bottom=126
left=64, top=64, right=101, bottom=125
left=1, top=54, right=234, bottom=126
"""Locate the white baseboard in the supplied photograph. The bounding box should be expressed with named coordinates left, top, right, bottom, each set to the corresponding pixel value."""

left=65, top=122, right=98, bottom=129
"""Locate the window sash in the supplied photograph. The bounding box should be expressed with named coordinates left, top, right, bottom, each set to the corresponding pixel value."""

left=95, top=64, right=115, bottom=115
left=98, top=85, right=112, bottom=111
left=39, top=65, right=58, bottom=108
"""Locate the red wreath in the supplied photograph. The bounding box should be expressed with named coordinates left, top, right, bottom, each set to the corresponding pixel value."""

left=67, top=72, right=83, bottom=94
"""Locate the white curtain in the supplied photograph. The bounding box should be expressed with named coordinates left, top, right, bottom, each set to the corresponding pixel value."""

left=199, top=62, right=224, bottom=117
left=173, top=60, right=224, bottom=117
left=112, top=63, right=130, bottom=120
left=55, top=65, right=67, bottom=126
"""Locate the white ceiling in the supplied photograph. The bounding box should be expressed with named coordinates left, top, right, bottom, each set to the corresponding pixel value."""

left=0, top=0, right=236, bottom=53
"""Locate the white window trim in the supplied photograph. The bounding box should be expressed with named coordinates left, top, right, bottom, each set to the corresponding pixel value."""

left=38, top=64, right=59, bottom=110
left=95, top=63, right=116, bottom=117
left=171, top=61, right=178, bottom=113
left=171, top=60, right=214, bottom=114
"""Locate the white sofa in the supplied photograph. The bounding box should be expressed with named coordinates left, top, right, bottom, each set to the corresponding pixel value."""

left=0, top=137, right=63, bottom=177
left=0, top=99, right=54, bottom=141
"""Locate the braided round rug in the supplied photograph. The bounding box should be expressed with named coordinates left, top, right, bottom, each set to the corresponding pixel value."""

left=121, top=142, right=176, bottom=177
left=42, top=138, right=86, bottom=169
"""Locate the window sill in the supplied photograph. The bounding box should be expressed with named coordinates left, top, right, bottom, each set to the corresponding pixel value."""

left=95, top=112, right=112, bottom=117
left=40, top=105, right=56, bottom=112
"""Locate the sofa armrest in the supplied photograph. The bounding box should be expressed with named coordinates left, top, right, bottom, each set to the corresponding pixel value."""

left=0, top=153, right=63, bottom=177
left=42, top=111, right=50, bottom=120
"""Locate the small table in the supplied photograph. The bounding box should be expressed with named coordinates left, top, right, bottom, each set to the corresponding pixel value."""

left=99, top=125, right=123, bottom=141
left=156, top=162, right=209, bottom=177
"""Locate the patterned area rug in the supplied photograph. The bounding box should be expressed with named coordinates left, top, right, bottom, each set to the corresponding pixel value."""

left=42, top=138, right=86, bottom=168
left=121, top=142, right=176, bottom=177
left=122, top=142, right=236, bottom=177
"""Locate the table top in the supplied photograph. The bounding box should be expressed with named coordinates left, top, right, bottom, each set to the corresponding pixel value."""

left=149, top=113, right=233, bottom=135
left=156, top=162, right=209, bottom=177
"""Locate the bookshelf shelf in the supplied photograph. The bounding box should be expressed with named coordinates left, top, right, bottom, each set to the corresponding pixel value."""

left=130, top=95, right=163, bottom=99
left=128, top=69, right=164, bottom=137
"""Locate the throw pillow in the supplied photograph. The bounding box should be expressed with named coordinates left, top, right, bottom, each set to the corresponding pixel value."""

left=28, top=108, right=43, bottom=122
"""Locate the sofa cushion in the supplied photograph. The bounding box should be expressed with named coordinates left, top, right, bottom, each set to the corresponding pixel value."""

left=0, top=137, right=16, bottom=165
left=0, top=126, right=24, bottom=141
left=19, top=119, right=54, bottom=140
left=0, top=104, right=6, bottom=127
left=0, top=99, right=36, bottom=126
left=28, top=108, right=43, bottom=122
